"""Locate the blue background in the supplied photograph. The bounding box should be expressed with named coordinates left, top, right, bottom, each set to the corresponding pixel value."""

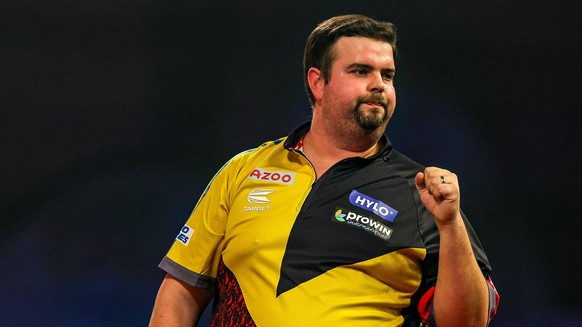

left=2, top=0, right=581, bottom=326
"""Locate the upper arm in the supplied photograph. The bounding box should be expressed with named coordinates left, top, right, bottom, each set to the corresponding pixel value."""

left=150, top=273, right=214, bottom=326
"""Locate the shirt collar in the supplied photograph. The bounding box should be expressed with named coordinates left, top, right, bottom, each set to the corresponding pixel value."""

left=284, top=121, right=393, bottom=159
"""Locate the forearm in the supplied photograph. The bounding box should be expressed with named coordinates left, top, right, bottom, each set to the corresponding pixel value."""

left=150, top=274, right=213, bottom=327
left=433, top=215, right=489, bottom=327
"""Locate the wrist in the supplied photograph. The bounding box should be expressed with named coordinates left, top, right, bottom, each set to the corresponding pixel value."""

left=435, top=213, right=464, bottom=232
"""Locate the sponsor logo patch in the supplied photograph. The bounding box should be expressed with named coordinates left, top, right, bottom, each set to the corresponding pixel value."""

left=244, top=188, right=274, bottom=211
left=349, top=189, right=398, bottom=222
left=248, top=168, right=295, bottom=185
left=247, top=188, right=274, bottom=204
left=176, top=225, right=194, bottom=246
left=334, top=208, right=393, bottom=241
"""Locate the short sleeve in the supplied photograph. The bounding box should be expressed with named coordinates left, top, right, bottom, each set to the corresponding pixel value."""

left=159, top=154, right=242, bottom=289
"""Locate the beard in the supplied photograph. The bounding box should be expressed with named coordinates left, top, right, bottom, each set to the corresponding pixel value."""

left=352, top=95, right=389, bottom=130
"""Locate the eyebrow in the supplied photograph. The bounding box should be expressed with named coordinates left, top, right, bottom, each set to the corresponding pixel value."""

left=346, top=63, right=395, bottom=74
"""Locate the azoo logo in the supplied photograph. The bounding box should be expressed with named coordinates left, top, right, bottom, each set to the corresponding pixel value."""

left=248, top=168, right=296, bottom=185
left=247, top=188, right=275, bottom=204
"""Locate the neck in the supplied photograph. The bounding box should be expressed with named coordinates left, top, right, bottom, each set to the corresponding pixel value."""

left=304, top=129, right=381, bottom=158
left=301, top=126, right=383, bottom=178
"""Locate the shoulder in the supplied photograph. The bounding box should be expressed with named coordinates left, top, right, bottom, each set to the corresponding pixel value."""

left=222, top=137, right=289, bottom=172
left=200, top=136, right=290, bottom=195
left=381, top=148, right=425, bottom=180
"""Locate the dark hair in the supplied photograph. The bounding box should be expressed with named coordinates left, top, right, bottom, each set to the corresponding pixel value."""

left=303, top=14, right=398, bottom=106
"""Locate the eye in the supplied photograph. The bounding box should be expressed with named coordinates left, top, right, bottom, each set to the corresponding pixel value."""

left=382, top=72, right=394, bottom=82
left=353, top=68, right=368, bottom=75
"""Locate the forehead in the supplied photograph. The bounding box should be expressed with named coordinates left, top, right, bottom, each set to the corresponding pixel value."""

left=332, top=36, right=395, bottom=67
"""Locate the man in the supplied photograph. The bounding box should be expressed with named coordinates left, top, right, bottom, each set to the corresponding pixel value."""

left=150, top=14, right=499, bottom=326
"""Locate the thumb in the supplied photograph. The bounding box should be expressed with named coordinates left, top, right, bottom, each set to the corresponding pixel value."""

left=415, top=172, right=426, bottom=192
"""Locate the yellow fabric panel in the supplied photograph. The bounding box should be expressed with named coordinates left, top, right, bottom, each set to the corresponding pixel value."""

left=231, top=249, right=426, bottom=327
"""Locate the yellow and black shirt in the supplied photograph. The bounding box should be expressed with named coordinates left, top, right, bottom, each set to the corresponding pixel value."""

left=160, top=122, right=498, bottom=326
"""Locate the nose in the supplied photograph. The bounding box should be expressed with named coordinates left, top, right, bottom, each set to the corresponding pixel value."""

left=368, top=72, right=385, bottom=93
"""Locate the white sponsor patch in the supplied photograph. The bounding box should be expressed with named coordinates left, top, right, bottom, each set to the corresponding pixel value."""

left=176, top=225, right=194, bottom=246
left=333, top=208, right=393, bottom=241
left=247, top=168, right=295, bottom=185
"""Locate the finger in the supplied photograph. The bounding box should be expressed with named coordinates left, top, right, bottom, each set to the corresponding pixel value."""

left=423, top=168, right=441, bottom=193
left=414, top=172, right=426, bottom=191
left=425, top=168, right=457, bottom=186
left=423, top=168, right=456, bottom=199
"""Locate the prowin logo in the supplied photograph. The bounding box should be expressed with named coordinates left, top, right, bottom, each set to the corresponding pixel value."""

left=334, top=208, right=393, bottom=241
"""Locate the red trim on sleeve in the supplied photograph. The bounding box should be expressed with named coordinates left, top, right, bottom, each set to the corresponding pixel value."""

left=487, top=278, right=500, bottom=322
left=418, top=285, right=436, bottom=324
left=418, top=279, right=500, bottom=325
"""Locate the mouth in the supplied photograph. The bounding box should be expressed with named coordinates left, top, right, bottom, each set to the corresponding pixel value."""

left=365, top=101, right=384, bottom=107
left=359, top=95, right=388, bottom=110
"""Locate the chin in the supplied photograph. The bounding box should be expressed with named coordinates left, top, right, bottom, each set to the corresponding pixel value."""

left=357, top=116, right=387, bottom=131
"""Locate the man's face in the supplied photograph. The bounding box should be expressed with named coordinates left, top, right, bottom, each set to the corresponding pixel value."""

left=320, top=36, right=396, bottom=134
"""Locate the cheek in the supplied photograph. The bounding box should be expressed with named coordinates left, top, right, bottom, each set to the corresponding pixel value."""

left=386, top=86, right=396, bottom=115
left=325, top=84, right=356, bottom=106
left=387, top=85, right=396, bottom=103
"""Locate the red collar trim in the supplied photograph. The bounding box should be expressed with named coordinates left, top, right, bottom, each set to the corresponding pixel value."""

left=292, top=133, right=305, bottom=150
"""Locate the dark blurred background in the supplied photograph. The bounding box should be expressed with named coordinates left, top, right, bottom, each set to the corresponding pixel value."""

left=2, top=0, right=581, bottom=326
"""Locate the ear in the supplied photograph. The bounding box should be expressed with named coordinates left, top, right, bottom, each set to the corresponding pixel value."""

left=307, top=67, right=324, bottom=102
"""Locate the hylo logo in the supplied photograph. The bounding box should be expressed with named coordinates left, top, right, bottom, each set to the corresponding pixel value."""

left=349, top=189, right=398, bottom=222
